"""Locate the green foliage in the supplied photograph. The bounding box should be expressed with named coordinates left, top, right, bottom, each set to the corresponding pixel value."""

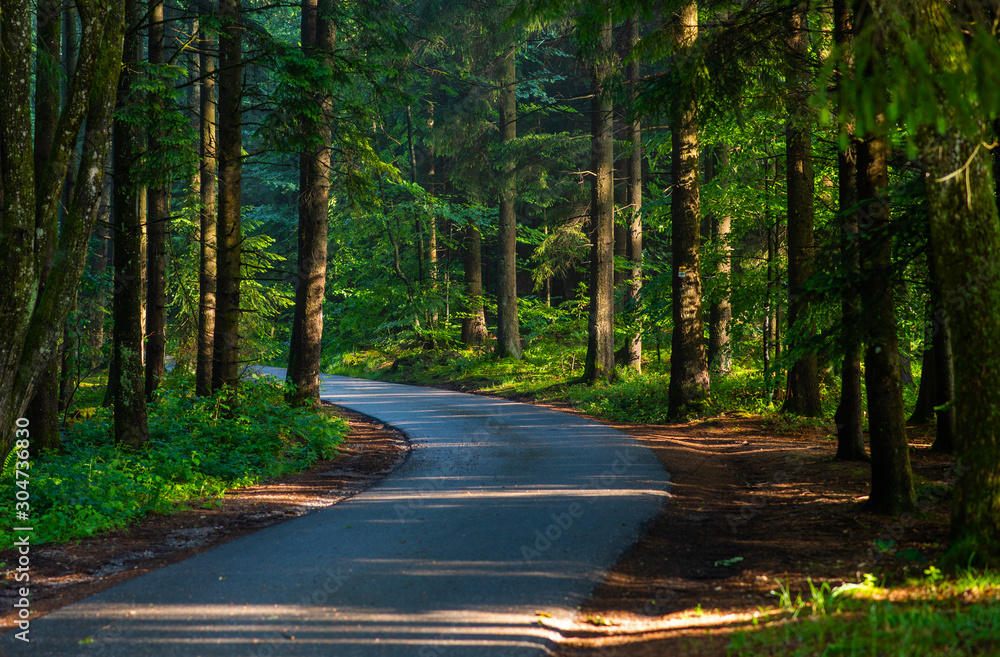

left=0, top=375, right=346, bottom=547
left=730, top=569, right=1000, bottom=657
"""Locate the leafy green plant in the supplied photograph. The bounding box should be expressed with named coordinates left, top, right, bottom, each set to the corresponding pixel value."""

left=0, top=374, right=346, bottom=547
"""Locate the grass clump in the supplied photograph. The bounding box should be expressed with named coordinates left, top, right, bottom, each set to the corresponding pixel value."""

left=729, top=569, right=1000, bottom=656
left=0, top=374, right=347, bottom=547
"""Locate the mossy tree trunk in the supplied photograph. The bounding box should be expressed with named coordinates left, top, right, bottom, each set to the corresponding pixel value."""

left=0, top=0, right=127, bottom=455
left=878, top=0, right=1000, bottom=561
left=24, top=0, right=64, bottom=452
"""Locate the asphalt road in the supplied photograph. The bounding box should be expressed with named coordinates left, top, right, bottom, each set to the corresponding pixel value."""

left=3, top=372, right=670, bottom=656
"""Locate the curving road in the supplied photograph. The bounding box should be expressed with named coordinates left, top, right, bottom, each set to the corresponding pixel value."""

left=3, top=372, right=670, bottom=656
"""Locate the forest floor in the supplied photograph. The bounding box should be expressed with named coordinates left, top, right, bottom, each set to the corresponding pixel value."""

left=544, top=408, right=953, bottom=656
left=0, top=386, right=957, bottom=657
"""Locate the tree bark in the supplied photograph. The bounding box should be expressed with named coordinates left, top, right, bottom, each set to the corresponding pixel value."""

left=857, top=132, right=913, bottom=513
left=112, top=0, right=151, bottom=447
left=495, top=49, right=521, bottom=359
left=584, top=18, right=615, bottom=383
left=287, top=0, right=335, bottom=406
left=0, top=0, right=127, bottom=454
left=145, top=0, right=168, bottom=399
left=833, top=0, right=866, bottom=460
left=196, top=19, right=218, bottom=397
left=781, top=1, right=823, bottom=417
left=623, top=15, right=643, bottom=373
left=212, top=0, right=243, bottom=397
left=853, top=1, right=913, bottom=513
left=25, top=0, right=64, bottom=451
left=907, top=324, right=936, bottom=425
left=906, top=0, right=1000, bottom=557
left=87, top=188, right=112, bottom=367
left=930, top=310, right=955, bottom=454
left=668, top=1, right=709, bottom=415
left=707, top=146, right=732, bottom=377
left=462, top=225, right=487, bottom=345
left=405, top=104, right=425, bottom=284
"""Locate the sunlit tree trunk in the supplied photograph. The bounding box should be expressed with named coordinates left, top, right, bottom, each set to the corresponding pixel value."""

left=584, top=18, right=615, bottom=383
left=112, top=0, right=151, bottom=447
left=706, top=145, right=732, bottom=377
left=495, top=49, right=522, bottom=359
left=623, top=14, right=643, bottom=373
left=782, top=1, right=822, bottom=417
left=668, top=1, right=709, bottom=415
left=288, top=0, right=335, bottom=406
left=462, top=225, right=487, bottom=345
left=146, top=0, right=168, bottom=399
left=196, top=19, right=218, bottom=397
left=212, top=0, right=243, bottom=397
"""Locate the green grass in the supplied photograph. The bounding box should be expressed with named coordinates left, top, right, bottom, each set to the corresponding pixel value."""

left=0, top=372, right=347, bottom=547
left=729, top=570, right=1000, bottom=656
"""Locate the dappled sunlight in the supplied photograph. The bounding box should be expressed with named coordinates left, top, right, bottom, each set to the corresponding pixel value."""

left=48, top=602, right=567, bottom=653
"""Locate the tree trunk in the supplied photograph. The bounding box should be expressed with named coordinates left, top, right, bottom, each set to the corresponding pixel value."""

left=0, top=0, right=126, bottom=454
left=25, top=0, right=64, bottom=451
left=196, top=20, right=218, bottom=397
left=707, top=146, right=732, bottom=377
left=857, top=132, right=913, bottom=513
left=112, top=0, right=151, bottom=447
left=833, top=0, right=866, bottom=460
left=462, top=225, right=487, bottom=345
left=668, top=1, right=709, bottom=415
left=781, top=2, right=823, bottom=417
left=908, top=324, right=936, bottom=424
left=853, top=1, right=913, bottom=513
left=188, top=17, right=202, bottom=203
left=287, top=0, right=335, bottom=406
left=495, top=49, right=521, bottom=359
left=906, top=1, right=1000, bottom=565
left=405, top=104, right=425, bottom=284
left=623, top=14, right=643, bottom=373
left=584, top=18, right=615, bottom=383
left=87, top=190, right=112, bottom=367
left=145, top=0, right=168, bottom=399
left=212, top=0, right=243, bottom=397
left=930, top=311, right=955, bottom=454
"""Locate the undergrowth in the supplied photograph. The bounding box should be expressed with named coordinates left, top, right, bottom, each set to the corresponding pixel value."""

left=729, top=569, right=1000, bottom=656
left=326, top=344, right=856, bottom=426
left=0, top=373, right=347, bottom=547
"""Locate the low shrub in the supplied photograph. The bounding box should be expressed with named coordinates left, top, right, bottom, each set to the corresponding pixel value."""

left=0, top=375, right=347, bottom=547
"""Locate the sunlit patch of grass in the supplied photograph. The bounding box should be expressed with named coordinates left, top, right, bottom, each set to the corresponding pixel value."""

left=729, top=569, right=1000, bottom=656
